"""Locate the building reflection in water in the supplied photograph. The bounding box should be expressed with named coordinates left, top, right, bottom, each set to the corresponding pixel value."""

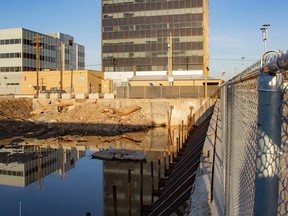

left=103, top=128, right=171, bottom=216
left=0, top=143, right=86, bottom=188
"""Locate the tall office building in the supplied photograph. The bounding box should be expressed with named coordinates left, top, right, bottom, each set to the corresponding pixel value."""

left=102, top=0, right=209, bottom=76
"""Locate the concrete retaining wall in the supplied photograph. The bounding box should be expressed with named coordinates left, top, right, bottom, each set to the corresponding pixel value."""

left=95, top=98, right=207, bottom=126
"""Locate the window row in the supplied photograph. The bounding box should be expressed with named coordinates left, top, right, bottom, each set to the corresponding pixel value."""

left=103, top=0, right=203, bottom=13
left=6, top=83, right=20, bottom=86
left=103, top=56, right=203, bottom=66
left=23, top=66, right=52, bottom=71
left=105, top=21, right=202, bottom=32
left=24, top=158, right=57, bottom=174
left=0, top=38, right=21, bottom=45
left=23, top=39, right=56, bottom=51
left=0, top=169, right=23, bottom=176
left=23, top=53, right=56, bottom=63
left=103, top=14, right=203, bottom=26
left=0, top=66, right=21, bottom=72
left=103, top=27, right=203, bottom=40
left=103, top=42, right=203, bottom=53
left=0, top=52, right=21, bottom=58
left=105, top=64, right=203, bottom=72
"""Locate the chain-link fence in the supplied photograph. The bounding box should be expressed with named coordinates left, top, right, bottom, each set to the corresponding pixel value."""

left=116, top=85, right=220, bottom=99
left=221, top=51, right=288, bottom=216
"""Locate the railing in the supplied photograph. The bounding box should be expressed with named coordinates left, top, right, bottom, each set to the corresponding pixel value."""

left=221, top=50, right=288, bottom=216
left=116, top=85, right=220, bottom=99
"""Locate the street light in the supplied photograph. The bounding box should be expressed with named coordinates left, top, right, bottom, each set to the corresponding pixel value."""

left=241, top=57, right=245, bottom=65
left=260, top=24, right=270, bottom=52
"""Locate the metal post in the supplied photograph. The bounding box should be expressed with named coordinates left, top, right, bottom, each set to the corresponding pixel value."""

left=113, top=185, right=117, bottom=216
left=168, top=32, right=173, bottom=86
left=60, top=42, right=64, bottom=91
left=140, top=162, right=143, bottom=210
left=157, top=158, right=161, bottom=190
left=254, top=72, right=282, bottom=216
left=150, top=161, right=154, bottom=203
left=128, top=169, right=132, bottom=216
left=70, top=68, right=74, bottom=93
left=33, top=34, right=42, bottom=97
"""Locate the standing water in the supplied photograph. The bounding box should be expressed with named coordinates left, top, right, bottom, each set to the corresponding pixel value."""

left=0, top=128, right=172, bottom=216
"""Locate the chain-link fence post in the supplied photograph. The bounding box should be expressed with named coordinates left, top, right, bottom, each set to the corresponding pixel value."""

left=254, top=73, right=283, bottom=216
left=225, top=83, right=233, bottom=215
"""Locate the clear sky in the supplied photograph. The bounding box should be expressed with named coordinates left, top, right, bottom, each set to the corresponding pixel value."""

left=1, top=0, right=287, bottom=80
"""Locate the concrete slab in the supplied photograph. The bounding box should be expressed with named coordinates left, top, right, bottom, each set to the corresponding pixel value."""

left=14, top=94, right=34, bottom=98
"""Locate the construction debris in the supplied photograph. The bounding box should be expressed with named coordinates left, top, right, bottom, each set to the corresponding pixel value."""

left=0, top=99, right=153, bottom=141
left=92, top=147, right=146, bottom=161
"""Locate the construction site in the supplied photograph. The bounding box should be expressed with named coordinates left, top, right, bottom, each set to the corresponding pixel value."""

left=0, top=96, right=216, bottom=216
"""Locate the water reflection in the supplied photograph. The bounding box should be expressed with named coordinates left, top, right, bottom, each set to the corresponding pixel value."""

left=102, top=128, right=172, bottom=216
left=0, top=141, right=85, bottom=188
left=0, top=127, right=174, bottom=216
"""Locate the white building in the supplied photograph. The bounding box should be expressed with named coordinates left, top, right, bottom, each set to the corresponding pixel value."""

left=0, top=28, right=85, bottom=94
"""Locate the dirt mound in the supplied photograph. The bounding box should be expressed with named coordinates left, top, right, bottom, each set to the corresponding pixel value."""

left=31, top=101, right=152, bottom=127
left=0, top=98, right=33, bottom=120
left=0, top=99, right=153, bottom=140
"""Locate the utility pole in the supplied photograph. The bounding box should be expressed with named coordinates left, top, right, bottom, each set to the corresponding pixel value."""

left=33, top=34, right=42, bottom=97
left=60, top=42, right=64, bottom=91
left=70, top=67, right=74, bottom=93
left=133, top=65, right=137, bottom=76
left=168, top=32, right=173, bottom=86
left=185, top=57, right=189, bottom=70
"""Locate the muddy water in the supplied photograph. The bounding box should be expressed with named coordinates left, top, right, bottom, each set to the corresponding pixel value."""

left=0, top=127, right=174, bottom=216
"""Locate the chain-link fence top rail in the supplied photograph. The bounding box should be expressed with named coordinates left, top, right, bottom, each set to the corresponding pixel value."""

left=222, top=51, right=288, bottom=216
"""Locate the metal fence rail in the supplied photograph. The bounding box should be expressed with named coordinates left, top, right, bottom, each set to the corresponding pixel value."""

left=116, top=86, right=220, bottom=99
left=221, top=51, right=288, bottom=216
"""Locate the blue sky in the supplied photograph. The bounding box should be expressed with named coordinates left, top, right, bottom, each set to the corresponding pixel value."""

left=1, top=0, right=287, bottom=80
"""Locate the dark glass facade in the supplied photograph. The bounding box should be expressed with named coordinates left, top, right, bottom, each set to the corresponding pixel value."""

left=102, top=0, right=209, bottom=73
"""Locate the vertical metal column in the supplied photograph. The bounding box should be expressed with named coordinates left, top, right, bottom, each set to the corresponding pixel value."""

left=254, top=73, right=283, bottom=216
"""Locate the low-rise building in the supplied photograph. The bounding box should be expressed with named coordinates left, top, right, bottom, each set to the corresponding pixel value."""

left=0, top=28, right=85, bottom=94
left=22, top=70, right=104, bottom=95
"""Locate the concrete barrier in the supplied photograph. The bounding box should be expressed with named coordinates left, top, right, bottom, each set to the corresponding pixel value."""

left=62, top=93, right=74, bottom=99
left=49, top=93, right=60, bottom=99
left=89, top=93, right=100, bottom=99
left=75, top=93, right=88, bottom=99
left=104, top=93, right=115, bottom=99
left=38, top=93, right=48, bottom=99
